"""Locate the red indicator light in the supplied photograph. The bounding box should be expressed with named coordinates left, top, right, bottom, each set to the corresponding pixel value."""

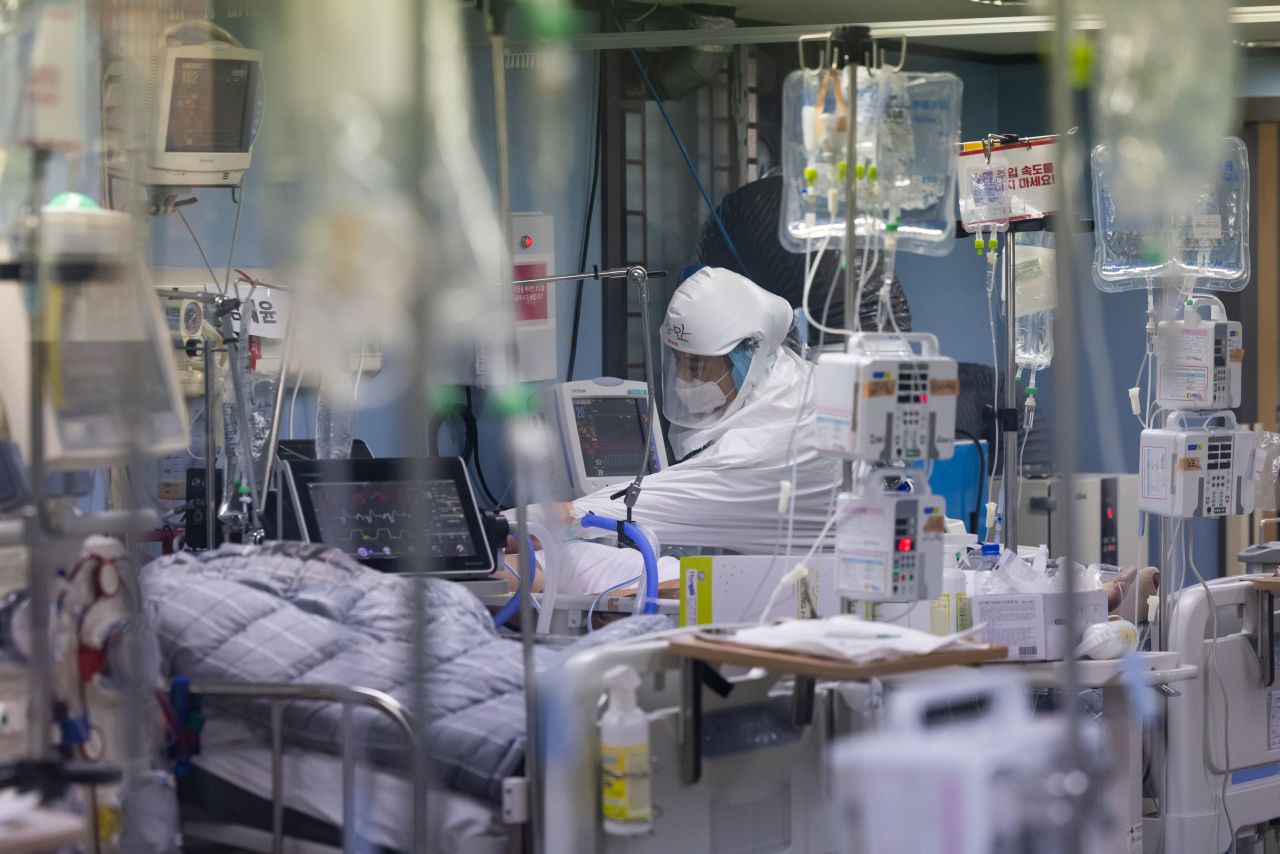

left=896, top=537, right=913, bottom=552
left=1106, top=507, right=1114, bottom=520
left=520, top=235, right=534, bottom=249
left=921, top=393, right=928, bottom=403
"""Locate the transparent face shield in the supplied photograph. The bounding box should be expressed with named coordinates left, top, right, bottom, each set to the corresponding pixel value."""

left=661, top=340, right=769, bottom=432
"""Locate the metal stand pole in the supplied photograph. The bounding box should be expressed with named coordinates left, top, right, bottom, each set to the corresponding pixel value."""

left=1002, top=238, right=1019, bottom=549
left=23, top=149, right=53, bottom=762
left=203, top=345, right=218, bottom=550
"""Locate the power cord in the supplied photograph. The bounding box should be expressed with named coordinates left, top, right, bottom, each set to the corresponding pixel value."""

left=464, top=387, right=505, bottom=510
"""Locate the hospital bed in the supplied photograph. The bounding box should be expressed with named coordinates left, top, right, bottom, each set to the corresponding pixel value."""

left=177, top=683, right=512, bottom=854
left=1149, top=575, right=1280, bottom=854
left=163, top=625, right=860, bottom=854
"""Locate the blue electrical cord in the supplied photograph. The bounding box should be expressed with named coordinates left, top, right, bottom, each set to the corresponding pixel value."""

left=580, top=512, right=660, bottom=615
left=623, top=44, right=751, bottom=279
left=493, top=537, right=536, bottom=629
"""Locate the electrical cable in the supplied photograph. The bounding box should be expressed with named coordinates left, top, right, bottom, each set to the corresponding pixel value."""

left=221, top=185, right=245, bottom=294
left=954, top=427, right=987, bottom=535
left=465, top=387, right=505, bottom=509
left=176, top=207, right=221, bottom=291
left=586, top=573, right=643, bottom=632
left=623, top=43, right=750, bottom=278
left=566, top=57, right=603, bottom=383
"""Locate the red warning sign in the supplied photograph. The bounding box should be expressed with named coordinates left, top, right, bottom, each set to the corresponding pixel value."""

left=513, top=263, right=549, bottom=323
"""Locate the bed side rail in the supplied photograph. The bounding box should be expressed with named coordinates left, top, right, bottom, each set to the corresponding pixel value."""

left=185, top=680, right=422, bottom=854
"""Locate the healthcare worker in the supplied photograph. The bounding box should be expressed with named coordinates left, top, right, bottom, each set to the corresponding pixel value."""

left=574, top=266, right=839, bottom=551
left=501, top=267, right=842, bottom=596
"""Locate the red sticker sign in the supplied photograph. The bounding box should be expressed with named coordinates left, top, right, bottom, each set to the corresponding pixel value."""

left=513, top=263, right=549, bottom=323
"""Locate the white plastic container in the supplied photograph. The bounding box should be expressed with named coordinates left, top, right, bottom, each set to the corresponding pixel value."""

left=599, top=665, right=652, bottom=835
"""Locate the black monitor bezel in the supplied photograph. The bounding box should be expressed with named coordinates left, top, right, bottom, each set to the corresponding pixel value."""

left=283, top=457, right=494, bottom=578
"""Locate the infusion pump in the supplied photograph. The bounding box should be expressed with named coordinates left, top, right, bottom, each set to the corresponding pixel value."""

left=813, top=332, right=958, bottom=464
left=1139, top=411, right=1257, bottom=518
left=834, top=471, right=946, bottom=603
left=1155, top=295, right=1243, bottom=411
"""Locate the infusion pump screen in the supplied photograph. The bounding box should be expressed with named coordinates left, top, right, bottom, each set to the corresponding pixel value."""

left=166, top=58, right=254, bottom=153
left=575, top=396, right=657, bottom=478
left=308, top=480, right=476, bottom=560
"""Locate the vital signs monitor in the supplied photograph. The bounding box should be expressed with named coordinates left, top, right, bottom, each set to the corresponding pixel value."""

left=544, top=378, right=668, bottom=499
left=282, top=457, right=495, bottom=578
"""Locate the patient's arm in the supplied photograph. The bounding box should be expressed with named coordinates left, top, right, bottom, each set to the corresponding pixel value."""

left=493, top=550, right=545, bottom=593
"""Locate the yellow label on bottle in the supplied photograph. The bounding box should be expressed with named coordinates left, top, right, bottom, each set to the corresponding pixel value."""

left=97, top=805, right=122, bottom=843
left=957, top=593, right=972, bottom=631
left=601, top=743, right=652, bottom=822
left=930, top=594, right=951, bottom=635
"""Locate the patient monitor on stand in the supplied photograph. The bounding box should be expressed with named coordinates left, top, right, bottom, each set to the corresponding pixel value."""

left=542, top=378, right=667, bottom=500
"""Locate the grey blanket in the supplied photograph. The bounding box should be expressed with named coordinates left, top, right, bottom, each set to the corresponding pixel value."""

left=141, top=542, right=667, bottom=803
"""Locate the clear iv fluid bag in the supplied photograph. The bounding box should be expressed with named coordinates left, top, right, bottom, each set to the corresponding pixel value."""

left=1015, top=310, right=1054, bottom=372
left=314, top=373, right=355, bottom=460
left=959, top=152, right=1013, bottom=233
left=1014, top=237, right=1055, bottom=372
left=1094, top=0, right=1237, bottom=225
left=779, top=68, right=962, bottom=256
left=1092, top=137, right=1250, bottom=292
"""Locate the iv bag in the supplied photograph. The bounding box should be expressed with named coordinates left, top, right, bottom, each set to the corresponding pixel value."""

left=958, top=151, right=1014, bottom=234
left=1092, top=137, right=1250, bottom=292
left=779, top=68, right=962, bottom=257
left=1014, top=233, right=1056, bottom=373
left=1094, top=0, right=1237, bottom=224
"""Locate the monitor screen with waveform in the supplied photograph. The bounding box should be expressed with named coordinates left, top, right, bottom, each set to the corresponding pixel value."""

left=307, top=479, right=477, bottom=561
left=574, top=396, right=657, bottom=479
